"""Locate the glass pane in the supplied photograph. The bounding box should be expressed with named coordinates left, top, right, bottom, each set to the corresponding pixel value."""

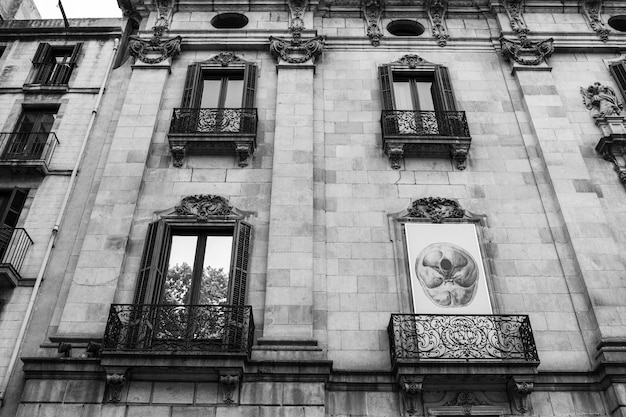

left=223, top=79, right=243, bottom=108
left=201, top=79, right=221, bottom=108
left=416, top=81, right=435, bottom=111
left=163, top=235, right=198, bottom=305
left=393, top=80, right=414, bottom=110
left=198, top=235, right=233, bottom=305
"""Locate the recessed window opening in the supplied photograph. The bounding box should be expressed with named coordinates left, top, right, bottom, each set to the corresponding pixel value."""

left=608, top=15, right=626, bottom=32
left=211, top=13, right=249, bottom=29
left=387, top=20, right=425, bottom=37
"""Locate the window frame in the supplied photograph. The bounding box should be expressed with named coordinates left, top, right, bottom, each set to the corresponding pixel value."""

left=2, top=106, right=58, bottom=160
left=134, top=216, right=252, bottom=308
left=609, top=60, right=626, bottom=101
left=25, top=42, right=83, bottom=87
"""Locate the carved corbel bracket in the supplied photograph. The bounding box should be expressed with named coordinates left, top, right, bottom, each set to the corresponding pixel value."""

left=128, top=31, right=182, bottom=64
left=401, top=379, right=424, bottom=415
left=594, top=116, right=626, bottom=188
left=363, top=0, right=383, bottom=46
left=288, top=0, right=308, bottom=44
left=386, top=143, right=404, bottom=170
left=427, top=0, right=449, bottom=47
left=106, top=372, right=128, bottom=403
left=507, top=378, right=534, bottom=414
left=500, top=36, right=554, bottom=66
left=170, top=144, right=186, bottom=167
left=580, top=0, right=609, bottom=42
left=235, top=143, right=253, bottom=167
left=451, top=143, right=469, bottom=170
left=269, top=35, right=325, bottom=64
left=219, top=375, right=240, bottom=404
left=503, top=0, right=529, bottom=38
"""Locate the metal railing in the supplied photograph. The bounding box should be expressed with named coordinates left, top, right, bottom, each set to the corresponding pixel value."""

left=388, top=314, right=539, bottom=362
left=381, top=110, right=470, bottom=138
left=103, top=304, right=254, bottom=353
left=0, top=226, right=33, bottom=273
left=169, top=108, right=258, bottom=136
left=0, top=132, right=59, bottom=163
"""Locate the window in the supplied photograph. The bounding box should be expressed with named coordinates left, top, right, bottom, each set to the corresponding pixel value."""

left=0, top=188, right=27, bottom=260
left=3, top=108, right=56, bottom=160
left=26, top=43, right=82, bottom=86
left=609, top=60, right=626, bottom=101
left=378, top=55, right=471, bottom=169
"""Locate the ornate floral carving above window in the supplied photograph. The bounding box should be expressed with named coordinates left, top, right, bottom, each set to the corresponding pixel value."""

left=500, top=36, right=554, bottom=66
left=427, top=0, right=449, bottom=47
left=444, top=391, right=486, bottom=415
left=174, top=194, right=234, bottom=220
left=363, top=0, right=383, bottom=46
left=581, top=0, right=610, bottom=42
left=404, top=197, right=466, bottom=223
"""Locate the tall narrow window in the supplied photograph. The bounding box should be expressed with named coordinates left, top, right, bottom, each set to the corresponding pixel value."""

left=0, top=187, right=28, bottom=262
left=26, top=43, right=82, bottom=87
left=4, top=109, right=56, bottom=160
left=609, top=60, right=626, bottom=101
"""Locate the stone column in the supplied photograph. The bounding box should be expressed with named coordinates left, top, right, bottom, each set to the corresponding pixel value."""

left=56, top=52, right=177, bottom=339
left=511, top=58, right=626, bottom=349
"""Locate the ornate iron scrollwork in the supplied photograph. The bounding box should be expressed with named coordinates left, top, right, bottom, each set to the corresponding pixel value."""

left=363, top=0, right=383, bottom=46
left=500, top=36, right=554, bottom=66
left=388, top=314, right=540, bottom=362
left=405, top=197, right=465, bottom=222
left=427, top=0, right=449, bottom=47
left=581, top=0, right=609, bottom=42
left=174, top=195, right=234, bottom=219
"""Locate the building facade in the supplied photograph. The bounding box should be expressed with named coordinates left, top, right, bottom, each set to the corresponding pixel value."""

left=2, top=1, right=626, bottom=417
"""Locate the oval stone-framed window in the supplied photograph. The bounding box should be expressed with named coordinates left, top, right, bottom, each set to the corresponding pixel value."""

left=211, top=13, right=249, bottom=29
left=387, top=20, right=425, bottom=37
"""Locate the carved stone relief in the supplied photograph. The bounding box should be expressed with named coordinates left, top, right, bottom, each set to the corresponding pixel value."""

left=174, top=195, right=234, bottom=219
left=128, top=25, right=181, bottom=64
left=269, top=35, right=325, bottom=64
left=205, top=52, right=247, bottom=67
left=444, top=391, right=487, bottom=416
left=106, top=373, right=127, bottom=403
left=405, top=197, right=466, bottom=223
left=500, top=36, right=554, bottom=66
left=392, top=54, right=435, bottom=68
left=581, top=82, right=623, bottom=118
left=219, top=375, right=240, bottom=404
left=363, top=0, right=383, bottom=46
left=235, top=143, right=253, bottom=167
left=288, top=0, right=308, bottom=43
left=401, top=379, right=423, bottom=415
left=581, top=0, right=610, bottom=42
left=427, top=0, right=449, bottom=47
left=507, top=379, right=534, bottom=414
left=503, top=0, right=529, bottom=38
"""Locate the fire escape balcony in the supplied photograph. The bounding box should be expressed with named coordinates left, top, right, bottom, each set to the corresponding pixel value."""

left=0, top=226, right=33, bottom=288
left=388, top=314, right=539, bottom=387
left=168, top=108, right=258, bottom=168
left=0, top=132, right=59, bottom=175
left=381, top=110, right=472, bottom=170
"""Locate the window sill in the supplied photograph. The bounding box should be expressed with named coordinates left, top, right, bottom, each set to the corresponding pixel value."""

left=22, top=84, right=69, bottom=93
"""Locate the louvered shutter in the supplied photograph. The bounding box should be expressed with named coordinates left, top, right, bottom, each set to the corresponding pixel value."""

left=433, top=65, right=457, bottom=111
left=133, top=220, right=172, bottom=305
left=243, top=63, right=257, bottom=109
left=181, top=63, right=203, bottom=108
left=610, top=61, right=626, bottom=101
left=229, top=221, right=251, bottom=306
left=31, top=43, right=54, bottom=84
left=32, top=43, right=53, bottom=64
left=0, top=188, right=27, bottom=228
left=379, top=65, right=396, bottom=110
left=54, top=43, right=83, bottom=85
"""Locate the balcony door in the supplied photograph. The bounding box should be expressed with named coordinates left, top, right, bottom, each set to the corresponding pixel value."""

left=0, top=188, right=27, bottom=262
left=197, top=74, right=245, bottom=133
left=393, top=76, right=438, bottom=134
left=5, top=110, right=55, bottom=159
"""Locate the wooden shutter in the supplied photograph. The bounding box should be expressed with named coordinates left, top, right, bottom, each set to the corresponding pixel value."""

left=181, top=63, right=203, bottom=108
left=379, top=65, right=396, bottom=110
left=32, top=43, right=53, bottom=64
left=69, top=43, right=83, bottom=65
left=0, top=188, right=28, bottom=228
left=133, top=220, right=172, bottom=305
left=229, top=221, right=251, bottom=306
left=242, top=63, right=257, bottom=109
left=610, top=61, right=626, bottom=101
left=54, top=43, right=83, bottom=85
left=433, top=65, right=457, bottom=111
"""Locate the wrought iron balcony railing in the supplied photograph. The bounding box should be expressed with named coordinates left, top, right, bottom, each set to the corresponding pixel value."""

left=0, top=132, right=59, bottom=163
left=103, top=304, right=254, bottom=354
left=381, top=110, right=470, bottom=138
left=170, top=108, right=258, bottom=136
left=0, top=226, right=33, bottom=273
left=388, top=314, right=539, bottom=363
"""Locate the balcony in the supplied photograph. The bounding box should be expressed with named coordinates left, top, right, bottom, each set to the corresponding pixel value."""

left=168, top=108, right=258, bottom=168
left=388, top=314, right=539, bottom=387
left=0, top=132, right=59, bottom=175
left=0, top=227, right=33, bottom=288
left=381, top=110, right=471, bottom=170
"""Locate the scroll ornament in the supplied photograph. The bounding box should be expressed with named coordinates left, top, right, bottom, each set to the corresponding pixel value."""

left=500, top=36, right=554, bottom=66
